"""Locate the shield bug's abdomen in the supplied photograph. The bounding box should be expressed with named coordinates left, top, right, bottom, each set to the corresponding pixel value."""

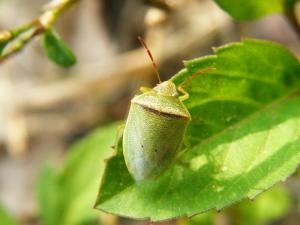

left=123, top=83, right=191, bottom=181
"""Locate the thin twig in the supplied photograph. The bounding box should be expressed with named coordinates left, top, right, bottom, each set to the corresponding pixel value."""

left=0, top=0, right=79, bottom=63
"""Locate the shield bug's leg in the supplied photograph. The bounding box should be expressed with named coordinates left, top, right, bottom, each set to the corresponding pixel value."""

left=178, top=68, right=216, bottom=102
left=178, top=85, right=189, bottom=102
left=138, top=36, right=162, bottom=84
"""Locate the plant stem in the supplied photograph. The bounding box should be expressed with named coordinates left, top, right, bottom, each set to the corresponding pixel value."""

left=285, top=1, right=300, bottom=40
left=0, top=0, right=80, bottom=63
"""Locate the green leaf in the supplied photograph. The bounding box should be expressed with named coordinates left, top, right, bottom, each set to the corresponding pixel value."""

left=95, top=39, right=300, bottom=221
left=185, top=184, right=291, bottom=225
left=0, top=205, right=20, bottom=225
left=43, top=29, right=76, bottom=68
left=36, top=166, right=60, bottom=225
left=37, top=123, right=119, bottom=225
left=233, top=185, right=291, bottom=225
left=213, top=0, right=286, bottom=20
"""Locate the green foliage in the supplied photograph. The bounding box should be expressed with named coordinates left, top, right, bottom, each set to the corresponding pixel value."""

left=0, top=205, right=20, bottom=225
left=37, top=166, right=60, bottom=225
left=94, top=39, right=300, bottom=221
left=183, top=185, right=290, bottom=225
left=43, top=29, right=76, bottom=67
left=37, top=123, right=119, bottom=225
left=213, top=0, right=297, bottom=20
left=232, top=185, right=291, bottom=225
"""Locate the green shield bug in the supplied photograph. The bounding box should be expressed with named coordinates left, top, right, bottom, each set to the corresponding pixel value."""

left=123, top=36, right=214, bottom=181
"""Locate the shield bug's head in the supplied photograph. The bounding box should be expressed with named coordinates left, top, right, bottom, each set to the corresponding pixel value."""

left=153, top=80, right=177, bottom=97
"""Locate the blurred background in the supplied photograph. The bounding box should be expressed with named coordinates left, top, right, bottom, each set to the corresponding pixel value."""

left=0, top=0, right=300, bottom=225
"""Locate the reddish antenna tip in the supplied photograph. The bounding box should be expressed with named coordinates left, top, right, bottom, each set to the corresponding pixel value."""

left=138, top=36, right=162, bottom=83
left=137, top=36, right=145, bottom=45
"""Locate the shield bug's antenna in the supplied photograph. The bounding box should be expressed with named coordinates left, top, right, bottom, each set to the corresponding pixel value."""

left=180, top=68, right=216, bottom=87
left=178, top=67, right=216, bottom=101
left=138, top=36, right=162, bottom=83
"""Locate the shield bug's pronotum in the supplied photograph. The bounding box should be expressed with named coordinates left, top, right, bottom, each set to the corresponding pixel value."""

left=123, top=36, right=214, bottom=181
